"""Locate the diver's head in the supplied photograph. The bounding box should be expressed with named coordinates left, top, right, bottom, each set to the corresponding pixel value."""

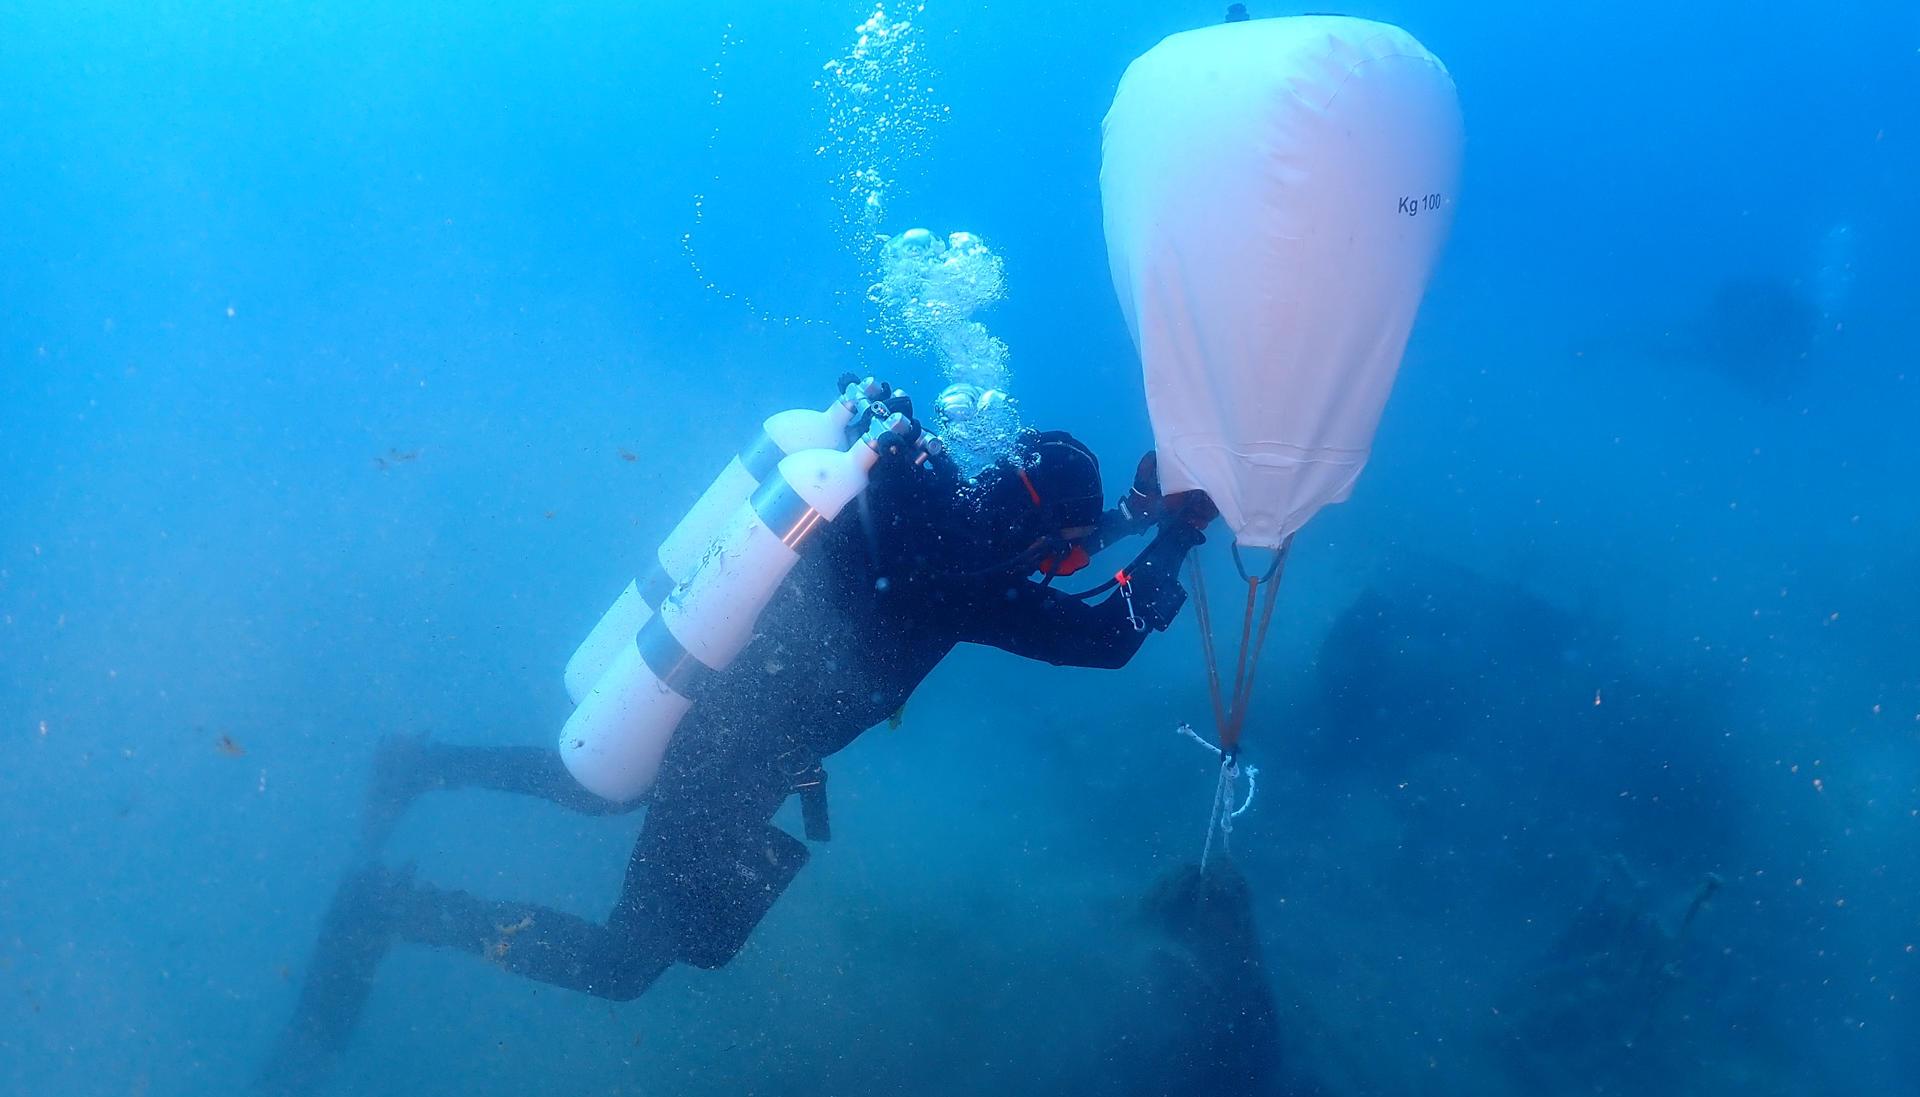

left=971, top=429, right=1104, bottom=577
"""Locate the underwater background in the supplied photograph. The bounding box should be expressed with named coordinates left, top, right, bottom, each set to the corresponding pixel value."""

left=2, top=1, right=1917, bottom=1094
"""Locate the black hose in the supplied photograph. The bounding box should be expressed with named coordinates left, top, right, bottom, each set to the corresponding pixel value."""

left=1062, top=538, right=1160, bottom=601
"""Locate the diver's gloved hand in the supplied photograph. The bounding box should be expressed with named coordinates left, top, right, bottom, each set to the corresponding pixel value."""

left=1165, top=489, right=1218, bottom=531
left=1119, top=450, right=1166, bottom=531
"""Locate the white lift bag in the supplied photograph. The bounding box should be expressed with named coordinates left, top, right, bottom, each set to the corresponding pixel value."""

left=1101, top=15, right=1463, bottom=548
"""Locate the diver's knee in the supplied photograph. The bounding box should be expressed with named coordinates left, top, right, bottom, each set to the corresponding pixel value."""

left=590, top=967, right=665, bottom=1002
left=587, top=953, right=671, bottom=1002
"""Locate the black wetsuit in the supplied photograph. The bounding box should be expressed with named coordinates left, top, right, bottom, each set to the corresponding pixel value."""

left=436, top=451, right=1193, bottom=977
left=263, top=449, right=1201, bottom=1089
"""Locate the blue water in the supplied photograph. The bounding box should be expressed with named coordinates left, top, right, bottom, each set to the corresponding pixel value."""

left=3, top=2, right=1916, bottom=1094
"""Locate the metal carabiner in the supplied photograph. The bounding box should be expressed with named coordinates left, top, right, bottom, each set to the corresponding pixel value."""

left=1117, top=572, right=1146, bottom=632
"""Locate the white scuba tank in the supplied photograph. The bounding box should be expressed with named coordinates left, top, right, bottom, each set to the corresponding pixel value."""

left=559, top=416, right=907, bottom=802
left=561, top=381, right=879, bottom=704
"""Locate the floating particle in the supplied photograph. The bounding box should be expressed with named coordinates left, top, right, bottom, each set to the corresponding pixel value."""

left=215, top=733, right=246, bottom=757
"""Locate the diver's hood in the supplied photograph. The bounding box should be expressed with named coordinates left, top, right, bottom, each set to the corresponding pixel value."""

left=965, top=430, right=1105, bottom=567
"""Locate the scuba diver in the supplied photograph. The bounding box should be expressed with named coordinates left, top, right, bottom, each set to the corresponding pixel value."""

left=257, top=395, right=1217, bottom=1093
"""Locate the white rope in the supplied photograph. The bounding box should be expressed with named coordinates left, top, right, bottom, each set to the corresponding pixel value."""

left=1176, top=723, right=1260, bottom=817
left=1200, top=758, right=1230, bottom=872
left=1175, top=722, right=1215, bottom=754
left=1232, top=765, right=1258, bottom=818
left=1179, top=723, right=1260, bottom=871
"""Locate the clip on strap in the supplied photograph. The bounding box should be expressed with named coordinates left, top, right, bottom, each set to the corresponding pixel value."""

left=792, top=764, right=831, bottom=842
left=1116, top=571, right=1146, bottom=632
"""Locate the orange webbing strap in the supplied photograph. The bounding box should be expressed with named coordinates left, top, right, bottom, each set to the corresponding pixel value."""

left=1218, top=576, right=1261, bottom=754
left=1188, top=556, right=1230, bottom=737
left=1223, top=569, right=1284, bottom=752
left=1189, top=542, right=1291, bottom=757
left=1016, top=468, right=1044, bottom=507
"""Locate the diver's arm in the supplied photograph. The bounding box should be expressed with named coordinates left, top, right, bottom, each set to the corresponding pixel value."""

left=962, top=521, right=1203, bottom=670
left=1086, top=505, right=1146, bottom=556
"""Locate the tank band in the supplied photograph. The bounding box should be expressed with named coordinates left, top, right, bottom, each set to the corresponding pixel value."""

left=635, top=615, right=712, bottom=696
left=750, top=470, right=827, bottom=550
left=739, top=429, right=786, bottom=483
left=638, top=558, right=676, bottom=608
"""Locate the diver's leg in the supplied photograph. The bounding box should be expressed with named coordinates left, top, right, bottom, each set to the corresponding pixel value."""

left=390, top=800, right=812, bottom=998
left=254, top=859, right=678, bottom=1096
left=261, top=730, right=815, bottom=1093
left=616, top=730, right=814, bottom=971
left=360, top=734, right=635, bottom=851
left=373, top=734, right=634, bottom=814
left=397, top=718, right=822, bottom=1002
left=394, top=737, right=629, bottom=814
left=394, top=875, right=674, bottom=1001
